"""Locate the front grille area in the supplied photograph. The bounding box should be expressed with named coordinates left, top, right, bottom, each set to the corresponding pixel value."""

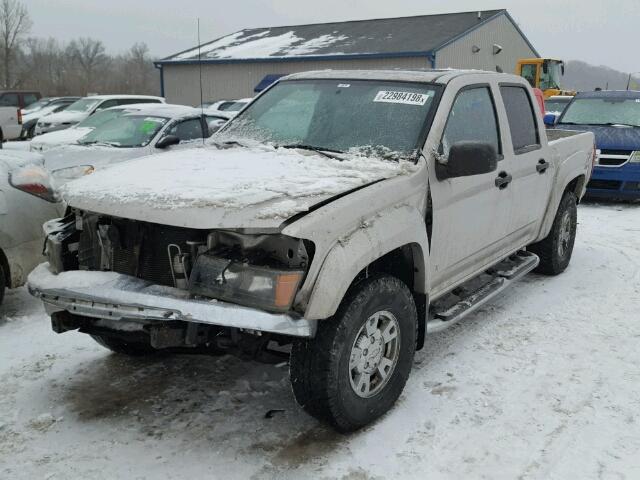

left=600, top=149, right=632, bottom=156
left=598, top=156, right=629, bottom=167
left=78, top=216, right=207, bottom=287
left=588, top=179, right=622, bottom=190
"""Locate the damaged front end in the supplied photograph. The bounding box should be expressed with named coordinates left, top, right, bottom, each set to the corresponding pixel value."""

left=32, top=210, right=317, bottom=357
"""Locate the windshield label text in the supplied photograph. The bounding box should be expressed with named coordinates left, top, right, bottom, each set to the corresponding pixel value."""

left=374, top=91, right=430, bottom=106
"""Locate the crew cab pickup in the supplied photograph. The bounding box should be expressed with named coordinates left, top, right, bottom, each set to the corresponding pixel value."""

left=29, top=70, right=595, bottom=432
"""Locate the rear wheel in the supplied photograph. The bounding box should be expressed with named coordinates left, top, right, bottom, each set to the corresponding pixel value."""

left=290, top=275, right=417, bottom=432
left=91, top=334, right=157, bottom=356
left=528, top=192, right=577, bottom=275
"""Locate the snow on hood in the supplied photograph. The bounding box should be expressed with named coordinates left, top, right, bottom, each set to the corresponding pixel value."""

left=61, top=145, right=415, bottom=230
left=30, top=127, right=92, bottom=151
left=0, top=150, right=44, bottom=170
left=40, top=110, right=87, bottom=124
left=43, top=144, right=147, bottom=172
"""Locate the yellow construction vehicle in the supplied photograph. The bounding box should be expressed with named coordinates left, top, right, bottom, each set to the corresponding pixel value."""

left=515, top=58, right=576, bottom=98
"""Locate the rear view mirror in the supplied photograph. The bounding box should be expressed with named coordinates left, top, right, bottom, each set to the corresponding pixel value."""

left=438, top=142, right=498, bottom=179
left=155, top=134, right=180, bottom=149
left=544, top=113, right=558, bottom=127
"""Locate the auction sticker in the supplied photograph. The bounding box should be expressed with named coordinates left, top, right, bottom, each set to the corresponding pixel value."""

left=374, top=91, right=430, bottom=105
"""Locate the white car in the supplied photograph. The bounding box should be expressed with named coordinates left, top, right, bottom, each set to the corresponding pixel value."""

left=34, top=95, right=165, bottom=135
left=198, top=97, right=252, bottom=118
left=20, top=97, right=80, bottom=139
left=0, top=151, right=61, bottom=304
left=41, top=104, right=231, bottom=178
left=31, top=105, right=158, bottom=152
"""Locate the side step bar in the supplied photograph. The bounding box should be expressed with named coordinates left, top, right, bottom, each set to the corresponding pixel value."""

left=427, top=251, right=539, bottom=334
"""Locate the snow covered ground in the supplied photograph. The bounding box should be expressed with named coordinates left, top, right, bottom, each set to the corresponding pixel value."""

left=1, top=201, right=639, bottom=479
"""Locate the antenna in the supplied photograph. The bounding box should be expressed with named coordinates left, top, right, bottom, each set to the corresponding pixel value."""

left=198, top=18, right=205, bottom=144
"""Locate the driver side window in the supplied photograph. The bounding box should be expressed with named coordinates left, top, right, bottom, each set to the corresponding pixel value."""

left=440, top=87, right=501, bottom=160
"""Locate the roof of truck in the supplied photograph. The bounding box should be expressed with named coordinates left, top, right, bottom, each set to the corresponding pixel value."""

left=284, top=69, right=521, bottom=85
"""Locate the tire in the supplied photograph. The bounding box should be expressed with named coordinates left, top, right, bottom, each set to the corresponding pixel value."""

left=290, top=274, right=417, bottom=432
left=90, top=334, right=157, bottom=356
left=0, top=264, right=6, bottom=306
left=528, top=192, right=578, bottom=275
left=27, top=124, right=36, bottom=139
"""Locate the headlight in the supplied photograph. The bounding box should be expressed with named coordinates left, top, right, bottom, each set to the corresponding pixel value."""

left=8, top=165, right=58, bottom=203
left=51, top=165, right=95, bottom=183
left=189, top=252, right=304, bottom=313
left=630, top=151, right=640, bottom=163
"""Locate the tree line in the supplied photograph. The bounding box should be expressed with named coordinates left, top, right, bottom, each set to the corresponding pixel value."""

left=0, top=0, right=159, bottom=96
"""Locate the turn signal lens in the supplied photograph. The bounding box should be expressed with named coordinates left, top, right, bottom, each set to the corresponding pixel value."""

left=630, top=151, right=640, bottom=163
left=9, top=165, right=58, bottom=203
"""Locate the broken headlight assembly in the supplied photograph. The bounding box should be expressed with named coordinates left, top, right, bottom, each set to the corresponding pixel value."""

left=188, top=231, right=313, bottom=313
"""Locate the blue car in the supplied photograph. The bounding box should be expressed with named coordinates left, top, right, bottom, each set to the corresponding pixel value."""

left=551, top=90, right=640, bottom=199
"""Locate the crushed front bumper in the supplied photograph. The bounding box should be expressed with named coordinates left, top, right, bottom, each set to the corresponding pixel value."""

left=27, top=264, right=316, bottom=338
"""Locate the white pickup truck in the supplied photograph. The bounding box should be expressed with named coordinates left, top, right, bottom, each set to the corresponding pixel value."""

left=0, top=106, right=23, bottom=144
left=29, top=70, right=595, bottom=432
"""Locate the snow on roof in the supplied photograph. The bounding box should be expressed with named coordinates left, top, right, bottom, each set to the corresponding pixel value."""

left=115, top=103, right=200, bottom=118
left=161, top=10, right=508, bottom=63
left=84, top=94, right=165, bottom=100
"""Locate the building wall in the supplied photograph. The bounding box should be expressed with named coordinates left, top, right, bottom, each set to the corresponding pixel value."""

left=162, top=56, right=430, bottom=105
left=435, top=14, right=537, bottom=74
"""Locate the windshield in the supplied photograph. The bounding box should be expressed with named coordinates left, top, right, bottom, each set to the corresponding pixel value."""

left=77, top=108, right=128, bottom=129
left=65, top=98, right=101, bottom=113
left=540, top=61, right=562, bottom=90
left=217, top=80, right=439, bottom=158
left=545, top=99, right=571, bottom=114
left=77, top=114, right=169, bottom=147
left=560, top=97, right=640, bottom=127
left=23, top=98, right=50, bottom=113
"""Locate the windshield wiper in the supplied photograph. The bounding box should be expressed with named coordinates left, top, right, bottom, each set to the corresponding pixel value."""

left=279, top=144, right=344, bottom=161
left=597, top=122, right=640, bottom=128
left=79, top=141, right=121, bottom=147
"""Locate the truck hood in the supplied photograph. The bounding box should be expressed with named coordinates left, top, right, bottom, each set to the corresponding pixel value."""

left=0, top=150, right=44, bottom=170
left=61, top=145, right=413, bottom=230
left=43, top=144, right=146, bottom=171
left=556, top=124, right=640, bottom=151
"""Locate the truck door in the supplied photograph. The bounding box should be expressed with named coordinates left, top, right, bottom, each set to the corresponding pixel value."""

left=497, top=85, right=554, bottom=245
left=429, top=85, right=511, bottom=293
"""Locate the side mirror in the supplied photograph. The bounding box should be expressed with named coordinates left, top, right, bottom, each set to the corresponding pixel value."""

left=438, top=142, right=498, bottom=180
left=543, top=113, right=558, bottom=127
left=155, top=134, right=180, bottom=149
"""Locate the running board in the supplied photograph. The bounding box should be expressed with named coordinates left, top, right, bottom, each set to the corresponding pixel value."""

left=427, top=251, right=539, bottom=334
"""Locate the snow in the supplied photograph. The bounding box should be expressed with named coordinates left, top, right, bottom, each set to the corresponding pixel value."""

left=60, top=145, right=413, bottom=226
left=2, top=141, right=31, bottom=151
left=172, top=30, right=348, bottom=60
left=1, top=202, right=640, bottom=478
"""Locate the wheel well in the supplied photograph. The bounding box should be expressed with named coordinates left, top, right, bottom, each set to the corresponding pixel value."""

left=564, top=175, right=586, bottom=203
left=351, top=244, right=427, bottom=351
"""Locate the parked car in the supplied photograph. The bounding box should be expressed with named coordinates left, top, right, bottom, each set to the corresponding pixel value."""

left=545, top=95, right=573, bottom=116
left=0, top=90, right=41, bottom=109
left=0, top=150, right=61, bottom=305
left=35, top=95, right=165, bottom=135
left=198, top=97, right=252, bottom=117
left=549, top=90, right=640, bottom=199
left=29, top=70, right=595, bottom=431
left=21, top=97, right=81, bottom=139
left=41, top=104, right=226, bottom=178
left=30, top=106, right=139, bottom=152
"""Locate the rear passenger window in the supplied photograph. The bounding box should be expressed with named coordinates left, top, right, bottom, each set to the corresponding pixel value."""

left=23, top=94, right=39, bottom=107
left=440, top=87, right=501, bottom=159
left=500, top=86, right=540, bottom=154
left=168, top=118, right=204, bottom=141
left=0, top=93, right=19, bottom=107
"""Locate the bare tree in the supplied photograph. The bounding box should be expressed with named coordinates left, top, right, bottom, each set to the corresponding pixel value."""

left=68, top=37, right=108, bottom=94
left=0, top=0, right=31, bottom=88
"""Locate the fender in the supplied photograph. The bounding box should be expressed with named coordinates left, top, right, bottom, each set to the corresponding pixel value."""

left=304, top=205, right=429, bottom=320
left=536, top=147, right=590, bottom=242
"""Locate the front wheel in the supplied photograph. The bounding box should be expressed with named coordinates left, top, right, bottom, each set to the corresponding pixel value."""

left=528, top=192, right=577, bottom=275
left=290, top=275, right=417, bottom=432
left=0, top=263, right=6, bottom=306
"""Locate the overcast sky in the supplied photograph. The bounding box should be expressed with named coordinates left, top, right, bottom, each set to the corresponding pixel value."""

left=23, top=0, right=639, bottom=73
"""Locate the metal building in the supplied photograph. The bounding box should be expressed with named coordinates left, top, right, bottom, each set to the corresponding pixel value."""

left=155, top=9, right=539, bottom=105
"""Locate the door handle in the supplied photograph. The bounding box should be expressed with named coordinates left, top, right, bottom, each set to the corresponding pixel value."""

left=536, top=159, right=550, bottom=173
left=495, top=171, right=512, bottom=189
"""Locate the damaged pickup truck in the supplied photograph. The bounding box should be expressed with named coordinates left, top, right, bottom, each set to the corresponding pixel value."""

left=29, top=70, right=595, bottom=432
